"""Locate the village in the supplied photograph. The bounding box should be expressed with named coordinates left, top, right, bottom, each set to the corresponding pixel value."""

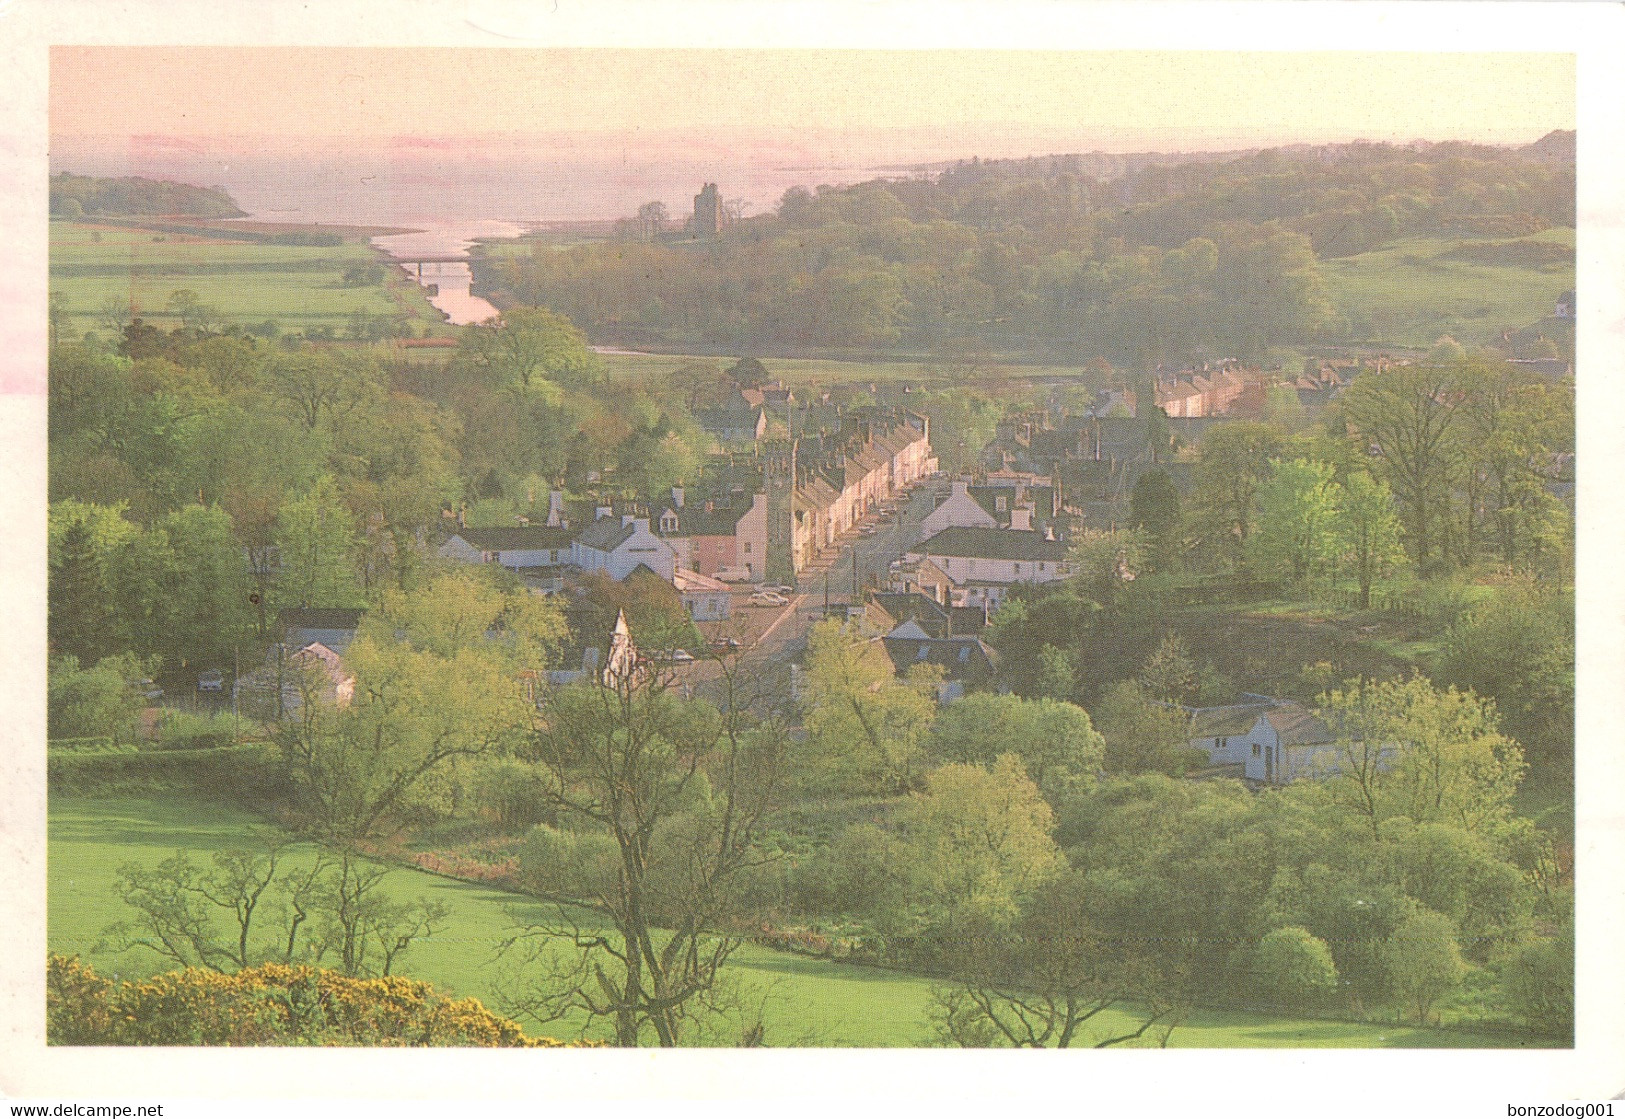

left=45, top=118, right=1577, bottom=1053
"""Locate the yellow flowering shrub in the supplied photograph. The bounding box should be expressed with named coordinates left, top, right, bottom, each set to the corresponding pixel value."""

left=47, top=955, right=594, bottom=1047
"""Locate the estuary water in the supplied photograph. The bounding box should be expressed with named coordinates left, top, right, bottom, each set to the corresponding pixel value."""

left=368, top=220, right=527, bottom=326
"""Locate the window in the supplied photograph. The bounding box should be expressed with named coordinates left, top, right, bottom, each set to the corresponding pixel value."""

left=996, top=496, right=1007, bottom=512
left=1217, top=737, right=1228, bottom=750
left=916, top=645, right=930, bottom=661
left=1252, top=743, right=1261, bottom=757
left=957, top=646, right=970, bottom=662
left=743, top=542, right=751, bottom=554
left=1038, top=562, right=1045, bottom=573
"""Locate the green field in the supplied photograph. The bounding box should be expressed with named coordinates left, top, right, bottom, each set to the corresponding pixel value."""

left=1322, top=229, right=1575, bottom=349
left=48, top=796, right=1530, bottom=1049
left=48, top=219, right=445, bottom=339
left=595, top=350, right=1101, bottom=393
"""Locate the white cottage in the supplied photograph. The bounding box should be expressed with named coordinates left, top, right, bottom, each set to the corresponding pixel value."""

left=439, top=526, right=575, bottom=571
left=917, top=479, right=999, bottom=542
left=905, top=526, right=1071, bottom=609
left=573, top=515, right=678, bottom=582
left=1188, top=700, right=1359, bottom=786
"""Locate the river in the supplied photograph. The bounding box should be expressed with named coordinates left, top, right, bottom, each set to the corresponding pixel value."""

left=369, top=220, right=527, bottom=326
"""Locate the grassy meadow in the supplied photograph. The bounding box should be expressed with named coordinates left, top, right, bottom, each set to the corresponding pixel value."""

left=49, top=795, right=1531, bottom=1049
left=48, top=219, right=445, bottom=339
left=1321, top=229, right=1575, bottom=349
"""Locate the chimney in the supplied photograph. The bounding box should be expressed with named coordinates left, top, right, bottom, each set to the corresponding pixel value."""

left=1010, top=507, right=1033, bottom=531
left=950, top=479, right=969, bottom=499
left=547, top=490, right=565, bottom=527
left=622, top=513, right=635, bottom=528
left=671, top=485, right=685, bottom=509
left=457, top=502, right=467, bottom=528
left=597, top=504, right=613, bottom=521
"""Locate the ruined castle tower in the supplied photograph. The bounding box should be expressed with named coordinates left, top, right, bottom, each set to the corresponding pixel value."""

left=693, top=183, right=723, bottom=238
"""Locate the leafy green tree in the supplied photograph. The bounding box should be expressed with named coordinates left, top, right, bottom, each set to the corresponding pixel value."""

left=273, top=477, right=364, bottom=611
left=1342, top=362, right=1471, bottom=572
left=49, top=515, right=120, bottom=662
left=897, top=756, right=1063, bottom=923
left=259, top=349, right=381, bottom=431
left=1501, top=919, right=1573, bottom=1039
left=926, top=693, right=1104, bottom=801
left=1333, top=470, right=1407, bottom=609
left=1066, top=527, right=1146, bottom=602
left=1318, top=676, right=1525, bottom=840
left=112, top=504, right=256, bottom=672
left=1251, top=926, right=1339, bottom=1010
left=1436, top=581, right=1572, bottom=769
left=1456, top=365, right=1571, bottom=568
left=1138, top=634, right=1197, bottom=705
left=1381, top=909, right=1466, bottom=1024
left=48, top=654, right=146, bottom=742
left=1034, top=643, right=1077, bottom=702
left=463, top=307, right=601, bottom=392
left=800, top=620, right=937, bottom=795
left=1191, top=422, right=1284, bottom=573
left=1377, top=819, right=1534, bottom=958
left=1250, top=458, right=1342, bottom=584
left=1130, top=468, right=1182, bottom=573
left=279, top=572, right=561, bottom=841
left=1093, top=680, right=1202, bottom=776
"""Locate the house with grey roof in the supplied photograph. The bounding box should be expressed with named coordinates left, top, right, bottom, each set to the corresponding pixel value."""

left=880, top=618, right=1000, bottom=690
left=439, top=525, right=575, bottom=572
left=1186, top=697, right=1370, bottom=786
left=905, top=526, right=1071, bottom=609
left=573, top=514, right=678, bottom=582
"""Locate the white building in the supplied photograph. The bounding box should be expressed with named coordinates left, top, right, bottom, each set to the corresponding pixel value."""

left=672, top=566, right=733, bottom=622
left=573, top=515, right=678, bottom=582
left=904, top=526, right=1071, bottom=609
left=439, top=526, right=575, bottom=571
left=917, top=479, right=998, bottom=541
left=1188, top=700, right=1387, bottom=786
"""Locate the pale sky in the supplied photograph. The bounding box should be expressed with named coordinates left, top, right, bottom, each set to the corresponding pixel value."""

left=51, top=48, right=1574, bottom=151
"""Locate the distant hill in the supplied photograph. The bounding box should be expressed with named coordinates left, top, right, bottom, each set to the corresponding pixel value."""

left=1520, top=129, right=1576, bottom=165
left=50, top=173, right=245, bottom=219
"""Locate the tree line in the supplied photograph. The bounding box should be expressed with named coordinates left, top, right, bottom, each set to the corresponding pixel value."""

left=480, top=137, right=1571, bottom=361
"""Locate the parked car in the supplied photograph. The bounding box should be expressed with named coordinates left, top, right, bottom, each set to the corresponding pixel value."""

left=708, top=637, right=744, bottom=653
left=127, top=677, right=163, bottom=702
left=714, top=566, right=753, bottom=583
left=197, top=669, right=225, bottom=693
left=650, top=649, right=696, bottom=665
left=858, top=524, right=878, bottom=536
left=760, top=584, right=795, bottom=596
left=748, top=591, right=790, bottom=607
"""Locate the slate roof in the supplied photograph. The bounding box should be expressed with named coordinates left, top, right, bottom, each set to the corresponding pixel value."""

left=575, top=517, right=638, bottom=552
left=914, top=526, right=1070, bottom=563
left=278, top=608, right=365, bottom=631
left=451, top=526, right=575, bottom=551
left=655, top=500, right=751, bottom=536
left=1265, top=704, right=1336, bottom=745
left=1188, top=703, right=1278, bottom=738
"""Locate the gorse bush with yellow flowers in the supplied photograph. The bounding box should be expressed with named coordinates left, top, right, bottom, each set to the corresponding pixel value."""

left=47, top=954, right=593, bottom=1047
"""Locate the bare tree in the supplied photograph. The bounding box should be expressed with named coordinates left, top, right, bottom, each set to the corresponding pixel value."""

left=496, top=655, right=787, bottom=1046
left=929, top=871, right=1188, bottom=1048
